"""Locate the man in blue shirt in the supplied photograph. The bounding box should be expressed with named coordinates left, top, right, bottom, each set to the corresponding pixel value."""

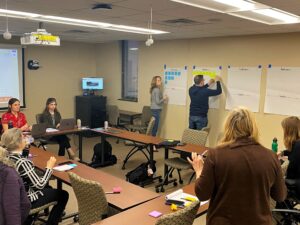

left=189, top=75, right=222, bottom=130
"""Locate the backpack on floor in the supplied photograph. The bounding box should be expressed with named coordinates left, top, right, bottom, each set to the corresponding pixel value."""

left=89, top=141, right=117, bottom=168
left=126, top=161, right=157, bottom=185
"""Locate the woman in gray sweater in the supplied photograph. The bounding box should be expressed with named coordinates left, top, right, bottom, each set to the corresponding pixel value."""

left=150, top=76, right=167, bottom=137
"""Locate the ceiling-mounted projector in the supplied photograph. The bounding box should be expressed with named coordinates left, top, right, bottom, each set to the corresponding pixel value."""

left=20, top=29, right=60, bottom=46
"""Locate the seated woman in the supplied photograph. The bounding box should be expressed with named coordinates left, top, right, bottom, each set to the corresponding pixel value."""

left=0, top=146, right=31, bottom=225
left=40, top=98, right=79, bottom=160
left=281, top=116, right=300, bottom=179
left=188, top=107, right=287, bottom=225
left=1, top=98, right=30, bottom=132
left=1, top=128, right=69, bottom=225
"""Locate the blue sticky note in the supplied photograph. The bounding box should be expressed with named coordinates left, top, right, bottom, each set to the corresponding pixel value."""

left=178, top=72, right=181, bottom=76
left=165, top=72, right=168, bottom=75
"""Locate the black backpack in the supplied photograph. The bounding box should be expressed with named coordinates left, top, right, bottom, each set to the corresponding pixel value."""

left=89, top=141, right=117, bottom=168
left=126, top=161, right=157, bottom=185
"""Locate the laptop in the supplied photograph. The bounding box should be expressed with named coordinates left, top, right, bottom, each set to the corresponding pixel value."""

left=31, top=123, right=47, bottom=138
left=59, top=118, right=76, bottom=131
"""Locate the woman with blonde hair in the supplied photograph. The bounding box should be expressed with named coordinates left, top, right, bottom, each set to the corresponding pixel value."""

left=0, top=145, right=31, bottom=225
left=188, top=107, right=286, bottom=225
left=281, top=116, right=300, bottom=179
left=150, top=76, right=167, bottom=137
left=1, top=128, right=69, bottom=225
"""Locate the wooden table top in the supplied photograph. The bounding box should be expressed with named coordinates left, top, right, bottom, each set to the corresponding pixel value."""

left=30, top=146, right=160, bottom=211
left=92, top=128, right=162, bottom=145
left=42, top=127, right=85, bottom=137
left=171, top=143, right=210, bottom=155
left=119, top=110, right=142, bottom=117
left=93, top=183, right=209, bottom=225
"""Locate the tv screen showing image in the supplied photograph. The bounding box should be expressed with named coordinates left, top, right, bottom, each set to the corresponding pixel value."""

left=82, top=77, right=103, bottom=90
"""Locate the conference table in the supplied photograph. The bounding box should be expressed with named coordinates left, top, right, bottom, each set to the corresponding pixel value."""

left=92, top=183, right=209, bottom=225
left=91, top=128, right=162, bottom=167
left=30, top=146, right=160, bottom=211
left=119, top=110, right=142, bottom=124
left=39, top=127, right=87, bottom=162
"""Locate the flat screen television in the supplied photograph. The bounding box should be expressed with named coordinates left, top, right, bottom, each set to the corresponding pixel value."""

left=82, top=77, right=103, bottom=90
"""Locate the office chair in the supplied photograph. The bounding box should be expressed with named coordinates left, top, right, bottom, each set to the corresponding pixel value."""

left=106, top=105, right=129, bottom=144
left=29, top=201, right=58, bottom=224
left=125, top=106, right=152, bottom=133
left=106, top=105, right=129, bottom=128
left=122, top=117, right=155, bottom=170
left=155, top=201, right=200, bottom=225
left=35, top=113, right=59, bottom=150
left=68, top=172, right=109, bottom=225
left=272, top=179, right=300, bottom=225
left=156, top=128, right=208, bottom=192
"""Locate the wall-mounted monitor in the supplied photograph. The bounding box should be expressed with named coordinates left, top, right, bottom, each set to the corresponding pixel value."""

left=82, top=77, right=103, bottom=90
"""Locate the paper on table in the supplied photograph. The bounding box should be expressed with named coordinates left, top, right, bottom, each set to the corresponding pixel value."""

left=46, top=128, right=59, bottom=132
left=53, top=164, right=75, bottom=171
left=165, top=189, right=208, bottom=206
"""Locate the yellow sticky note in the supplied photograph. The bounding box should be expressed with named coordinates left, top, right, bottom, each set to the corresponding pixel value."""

left=192, top=70, right=216, bottom=78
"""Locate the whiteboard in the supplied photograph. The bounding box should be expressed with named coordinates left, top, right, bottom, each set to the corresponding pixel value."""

left=192, top=66, right=222, bottom=109
left=264, top=67, right=300, bottom=116
left=226, top=66, right=262, bottom=112
left=164, top=67, right=187, bottom=106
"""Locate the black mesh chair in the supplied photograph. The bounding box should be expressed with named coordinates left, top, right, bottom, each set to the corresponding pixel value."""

left=273, top=179, right=300, bottom=225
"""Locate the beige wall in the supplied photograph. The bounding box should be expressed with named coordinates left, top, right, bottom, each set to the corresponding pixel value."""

left=0, top=40, right=97, bottom=125
left=96, top=32, right=300, bottom=150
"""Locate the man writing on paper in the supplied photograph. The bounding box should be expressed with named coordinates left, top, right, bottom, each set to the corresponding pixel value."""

left=189, top=75, right=222, bottom=130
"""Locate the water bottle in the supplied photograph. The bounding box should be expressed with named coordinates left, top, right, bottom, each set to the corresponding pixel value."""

left=8, top=121, right=13, bottom=129
left=104, top=121, right=108, bottom=130
left=77, top=119, right=81, bottom=129
left=272, top=137, right=278, bottom=153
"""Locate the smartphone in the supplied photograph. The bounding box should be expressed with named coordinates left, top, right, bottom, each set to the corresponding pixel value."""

left=58, top=161, right=73, bottom=166
left=22, top=148, right=30, bottom=158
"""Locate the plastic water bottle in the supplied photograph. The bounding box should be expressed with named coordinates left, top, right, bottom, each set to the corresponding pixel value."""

left=104, top=121, right=108, bottom=130
left=77, top=119, right=81, bottom=129
left=272, top=137, right=278, bottom=153
left=8, top=121, right=13, bottom=129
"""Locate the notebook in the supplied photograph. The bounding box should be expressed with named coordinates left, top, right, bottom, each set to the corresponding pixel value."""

left=59, top=118, right=76, bottom=131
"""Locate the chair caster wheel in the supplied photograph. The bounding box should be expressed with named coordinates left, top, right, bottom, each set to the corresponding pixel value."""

left=179, top=180, right=183, bottom=184
left=121, top=165, right=125, bottom=170
left=73, top=215, right=79, bottom=222
left=156, top=188, right=159, bottom=193
left=169, top=174, right=173, bottom=178
left=160, top=188, right=165, bottom=192
left=174, top=182, right=178, bottom=187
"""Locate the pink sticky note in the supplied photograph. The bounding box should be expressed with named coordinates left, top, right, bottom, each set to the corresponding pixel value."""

left=113, top=187, right=122, bottom=193
left=149, top=211, right=162, bottom=218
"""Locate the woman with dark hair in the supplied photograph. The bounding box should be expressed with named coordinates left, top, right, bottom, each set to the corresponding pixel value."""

left=2, top=128, right=69, bottom=225
left=188, top=107, right=286, bottom=225
left=150, top=76, right=167, bottom=137
left=1, top=98, right=29, bottom=132
left=40, top=98, right=79, bottom=160
left=281, top=116, right=300, bottom=179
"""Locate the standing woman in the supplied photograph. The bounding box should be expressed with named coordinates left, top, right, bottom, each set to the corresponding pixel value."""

left=1, top=98, right=30, bottom=132
left=40, top=98, right=79, bottom=160
left=150, top=76, right=167, bottom=137
left=188, top=107, right=286, bottom=225
left=281, top=116, right=300, bottom=179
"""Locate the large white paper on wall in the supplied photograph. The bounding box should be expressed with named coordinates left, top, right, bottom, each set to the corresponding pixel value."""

left=264, top=67, right=300, bottom=116
left=164, top=67, right=188, bottom=106
left=226, top=66, right=262, bottom=112
left=192, top=66, right=222, bottom=109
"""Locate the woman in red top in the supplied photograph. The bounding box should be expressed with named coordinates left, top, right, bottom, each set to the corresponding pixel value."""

left=1, top=98, right=29, bottom=132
